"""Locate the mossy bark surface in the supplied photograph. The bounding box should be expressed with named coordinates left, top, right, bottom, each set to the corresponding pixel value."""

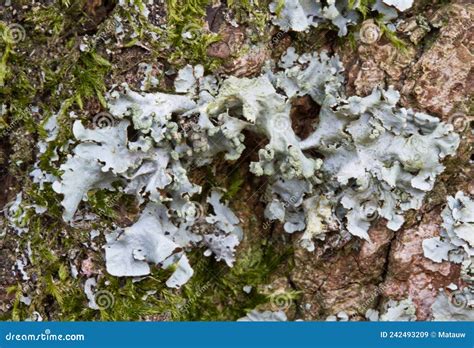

left=0, top=0, right=472, bottom=321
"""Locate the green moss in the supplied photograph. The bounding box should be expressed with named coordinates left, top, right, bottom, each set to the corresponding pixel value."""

left=96, top=273, right=179, bottom=321
left=168, top=243, right=293, bottom=321
left=87, top=188, right=136, bottom=221
left=25, top=5, right=66, bottom=36
left=376, top=20, right=408, bottom=52
left=0, top=23, right=13, bottom=87
left=7, top=213, right=89, bottom=320
left=223, top=172, right=244, bottom=201
left=272, top=0, right=286, bottom=16
left=338, top=30, right=357, bottom=51
left=7, top=284, right=23, bottom=321
left=354, top=0, right=376, bottom=18
left=227, top=0, right=270, bottom=35
left=11, top=226, right=292, bottom=321
left=164, top=0, right=221, bottom=70
left=73, top=51, right=111, bottom=109
left=1, top=1, right=113, bottom=171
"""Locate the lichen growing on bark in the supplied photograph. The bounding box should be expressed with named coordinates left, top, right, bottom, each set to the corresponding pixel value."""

left=0, top=0, right=472, bottom=322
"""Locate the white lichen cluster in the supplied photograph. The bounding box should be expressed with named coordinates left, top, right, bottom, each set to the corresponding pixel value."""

left=269, top=0, right=414, bottom=36
left=423, top=192, right=474, bottom=266
left=264, top=48, right=459, bottom=249
left=29, top=45, right=458, bottom=288
left=422, top=192, right=474, bottom=319
left=237, top=309, right=288, bottom=321
left=366, top=193, right=473, bottom=322
left=365, top=298, right=417, bottom=321
left=326, top=311, right=349, bottom=321
left=431, top=289, right=474, bottom=321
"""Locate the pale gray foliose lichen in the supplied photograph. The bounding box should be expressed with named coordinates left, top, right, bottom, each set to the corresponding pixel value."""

left=422, top=192, right=474, bottom=265
left=269, top=0, right=414, bottom=36
left=28, top=44, right=459, bottom=288
left=237, top=309, right=288, bottom=321
left=422, top=192, right=474, bottom=318
left=365, top=298, right=417, bottom=321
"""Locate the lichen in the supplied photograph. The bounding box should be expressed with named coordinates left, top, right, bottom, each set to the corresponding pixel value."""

left=431, top=290, right=474, bottom=321
left=39, top=44, right=458, bottom=289
left=269, top=0, right=414, bottom=37
left=422, top=192, right=473, bottom=265
left=379, top=298, right=417, bottom=321
left=1, top=0, right=468, bottom=323
left=238, top=309, right=288, bottom=321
